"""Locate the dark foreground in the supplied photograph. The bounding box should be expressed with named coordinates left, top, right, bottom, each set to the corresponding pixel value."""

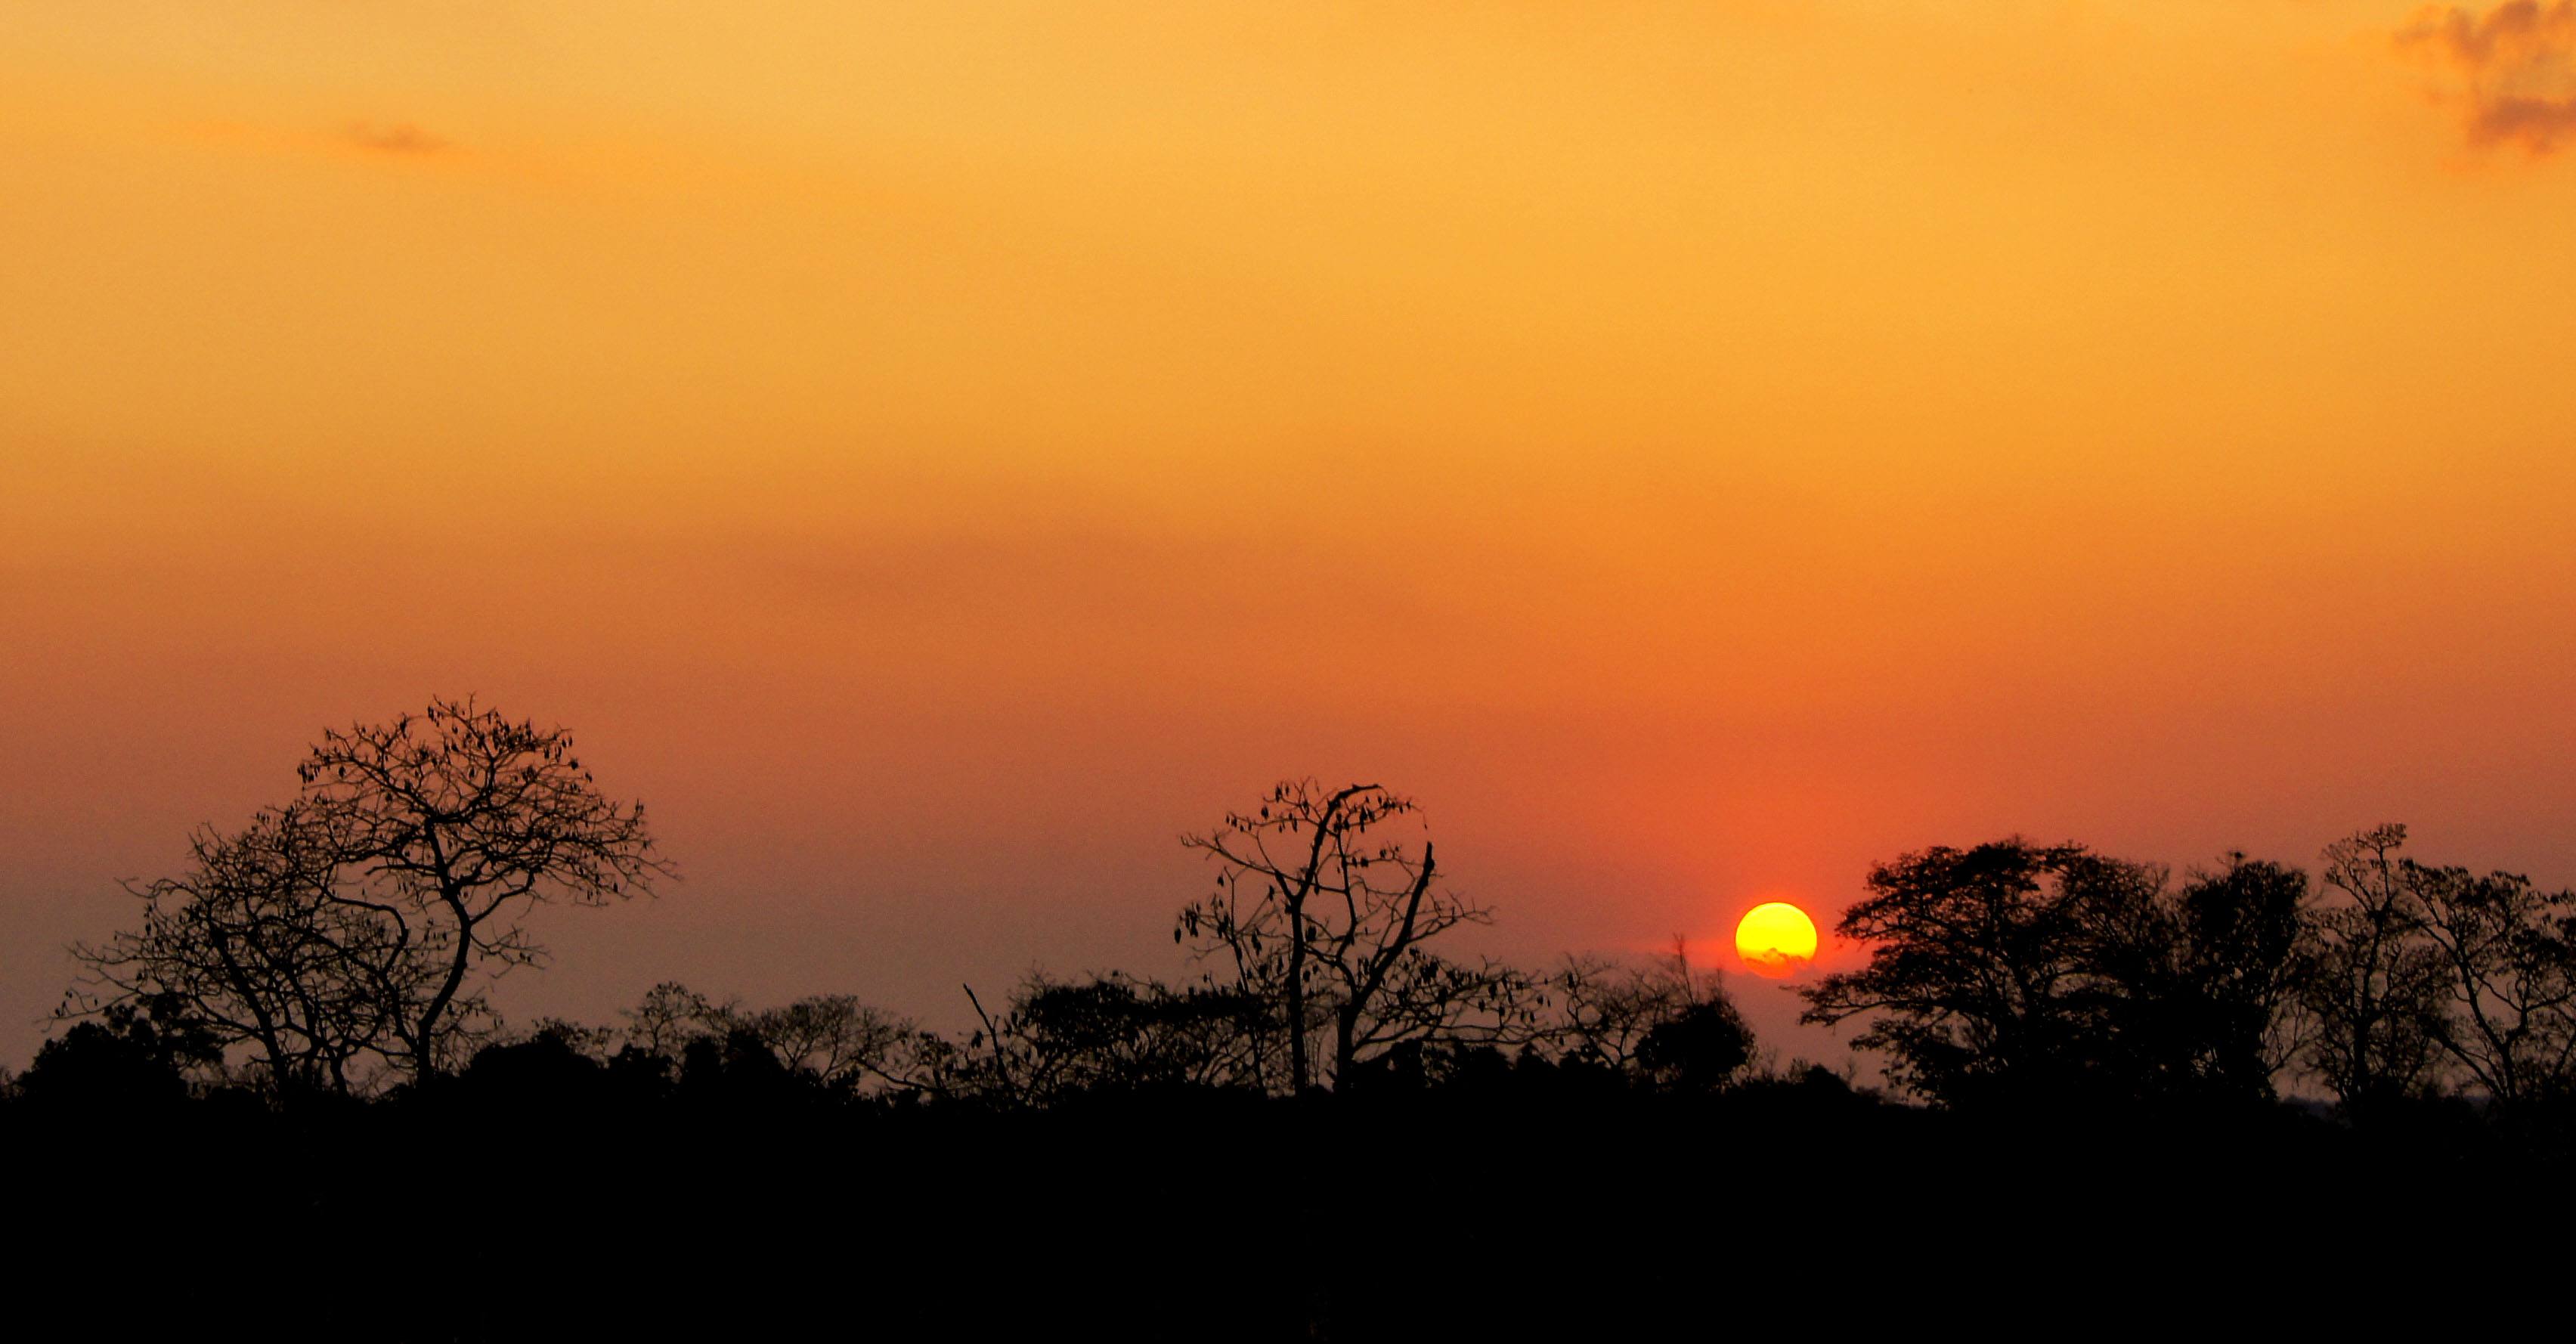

left=11, top=1065, right=2569, bottom=1340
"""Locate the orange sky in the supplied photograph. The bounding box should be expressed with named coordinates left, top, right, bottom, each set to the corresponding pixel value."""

left=7, top=2, right=2575, bottom=1067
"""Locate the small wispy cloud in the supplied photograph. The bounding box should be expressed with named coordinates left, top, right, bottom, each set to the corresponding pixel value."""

left=344, top=121, right=453, bottom=157
left=2399, top=2, right=2576, bottom=154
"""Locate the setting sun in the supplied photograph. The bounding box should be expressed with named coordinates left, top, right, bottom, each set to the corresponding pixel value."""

left=7, top=5, right=2576, bottom=1325
left=1735, top=902, right=1819, bottom=979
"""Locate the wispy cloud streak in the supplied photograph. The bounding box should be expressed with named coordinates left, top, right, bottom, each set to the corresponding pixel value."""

left=345, top=122, right=452, bottom=156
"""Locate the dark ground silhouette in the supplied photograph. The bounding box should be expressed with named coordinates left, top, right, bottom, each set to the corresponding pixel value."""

left=11, top=1044, right=2565, bottom=1338
left=17, top=702, right=2575, bottom=1336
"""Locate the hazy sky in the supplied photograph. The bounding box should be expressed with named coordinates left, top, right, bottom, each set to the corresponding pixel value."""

left=7, top=2, right=2574, bottom=1068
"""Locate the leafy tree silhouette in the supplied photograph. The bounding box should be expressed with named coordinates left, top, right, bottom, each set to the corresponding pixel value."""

left=2167, top=855, right=2314, bottom=1103
left=1635, top=996, right=1755, bottom=1094
left=17, top=999, right=218, bottom=1112
left=966, top=971, right=1268, bottom=1104
left=1798, top=840, right=2232, bottom=1107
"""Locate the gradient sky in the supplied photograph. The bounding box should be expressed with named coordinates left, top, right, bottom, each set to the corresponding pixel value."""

left=8, top=2, right=2575, bottom=1070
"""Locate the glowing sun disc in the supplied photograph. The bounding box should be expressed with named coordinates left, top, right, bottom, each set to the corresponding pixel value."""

left=1735, top=901, right=1818, bottom=978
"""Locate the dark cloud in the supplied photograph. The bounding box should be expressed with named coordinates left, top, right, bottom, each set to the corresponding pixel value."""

left=345, top=122, right=452, bottom=156
left=2401, top=2, right=2576, bottom=153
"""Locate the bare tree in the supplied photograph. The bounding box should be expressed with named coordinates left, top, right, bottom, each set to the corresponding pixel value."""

left=295, top=697, right=672, bottom=1080
left=746, top=994, right=946, bottom=1095
left=69, top=805, right=398, bottom=1096
left=1550, top=937, right=1731, bottom=1074
left=2409, top=862, right=2576, bottom=1110
left=2301, top=825, right=2450, bottom=1109
left=621, top=981, right=742, bottom=1059
left=621, top=982, right=958, bottom=1098
left=1175, top=779, right=1540, bottom=1092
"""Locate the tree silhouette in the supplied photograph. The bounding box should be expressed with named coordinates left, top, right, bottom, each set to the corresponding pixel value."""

left=1175, top=780, right=1540, bottom=1092
left=1797, top=840, right=2185, bottom=1106
left=1552, top=939, right=1747, bottom=1087
left=2168, top=855, right=2315, bottom=1102
left=70, top=804, right=395, bottom=1096
left=293, top=697, right=672, bottom=1079
left=741, top=994, right=928, bottom=1093
left=2302, top=825, right=2450, bottom=1110
left=618, top=981, right=959, bottom=1099
left=1800, top=841, right=2332, bottom=1107
left=1634, top=996, right=1754, bottom=1094
left=2408, top=859, right=2576, bottom=1110
left=964, top=972, right=1269, bottom=1104
left=17, top=1000, right=218, bottom=1111
left=621, top=980, right=740, bottom=1058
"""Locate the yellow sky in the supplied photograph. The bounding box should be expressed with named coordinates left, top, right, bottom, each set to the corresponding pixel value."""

left=6, top=2, right=2574, bottom=1057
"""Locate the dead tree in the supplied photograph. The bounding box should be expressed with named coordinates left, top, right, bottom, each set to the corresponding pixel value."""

left=1175, top=779, right=1536, bottom=1092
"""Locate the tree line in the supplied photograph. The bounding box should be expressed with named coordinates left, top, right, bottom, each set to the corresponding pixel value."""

left=12, top=698, right=2574, bottom=1133
left=1800, top=828, right=2576, bottom=1122
left=14, top=705, right=1772, bottom=1111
